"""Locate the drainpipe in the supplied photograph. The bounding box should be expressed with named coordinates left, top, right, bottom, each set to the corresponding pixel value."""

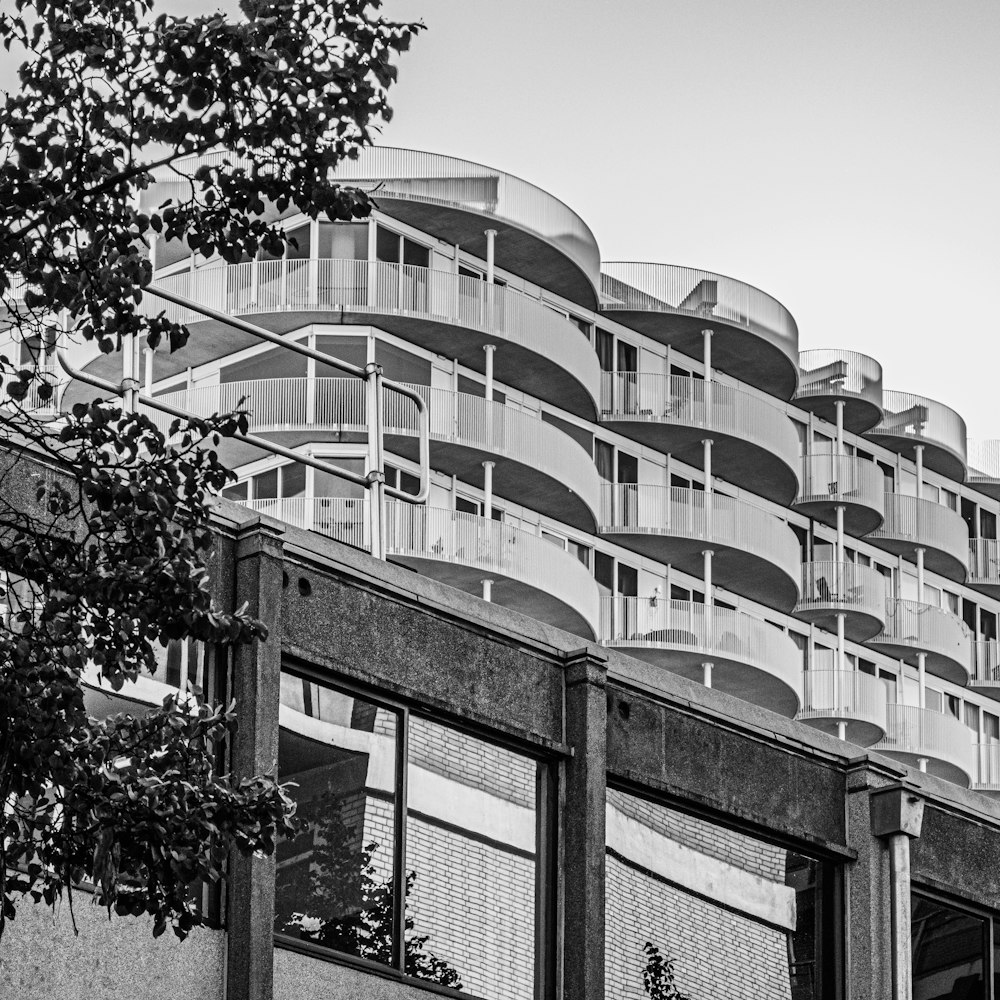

left=871, top=786, right=925, bottom=1000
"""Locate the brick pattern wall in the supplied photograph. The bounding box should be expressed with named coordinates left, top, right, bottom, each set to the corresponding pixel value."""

left=607, top=787, right=786, bottom=882
left=606, top=853, right=792, bottom=1000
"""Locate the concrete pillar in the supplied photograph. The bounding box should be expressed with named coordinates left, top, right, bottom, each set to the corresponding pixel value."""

left=561, top=646, right=608, bottom=1000
left=481, top=578, right=493, bottom=602
left=227, top=519, right=286, bottom=1000
left=914, top=445, right=924, bottom=500
left=485, top=229, right=496, bottom=284
left=836, top=398, right=845, bottom=454
left=483, top=460, right=494, bottom=519
left=484, top=344, right=496, bottom=401
left=917, top=653, right=926, bottom=710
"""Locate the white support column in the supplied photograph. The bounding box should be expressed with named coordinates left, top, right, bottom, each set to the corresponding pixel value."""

left=918, top=653, right=927, bottom=710
left=916, top=547, right=925, bottom=600
left=485, top=229, right=497, bottom=284
left=702, top=548, right=714, bottom=689
left=484, top=344, right=496, bottom=402
left=143, top=345, right=154, bottom=395
left=702, top=328, right=713, bottom=423
left=915, top=444, right=924, bottom=500
left=835, top=398, right=845, bottom=454
left=483, top=460, right=494, bottom=519
left=482, top=579, right=493, bottom=602
left=703, top=437, right=713, bottom=535
left=452, top=358, right=460, bottom=438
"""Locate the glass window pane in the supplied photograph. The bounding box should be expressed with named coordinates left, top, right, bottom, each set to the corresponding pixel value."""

left=274, top=676, right=398, bottom=969
left=404, top=716, right=538, bottom=998
left=912, top=895, right=985, bottom=999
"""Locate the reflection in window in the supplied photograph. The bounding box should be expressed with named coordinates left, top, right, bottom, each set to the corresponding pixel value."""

left=605, top=788, right=840, bottom=999
left=912, top=895, right=985, bottom=1000
left=274, top=672, right=543, bottom=999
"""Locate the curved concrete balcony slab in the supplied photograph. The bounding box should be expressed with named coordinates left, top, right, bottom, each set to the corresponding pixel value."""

left=868, top=493, right=969, bottom=582
left=972, top=744, right=1000, bottom=798
left=124, top=259, right=600, bottom=418
left=967, top=538, right=1000, bottom=600
left=967, top=440, right=1000, bottom=502
left=599, top=485, right=801, bottom=611
left=793, top=561, right=887, bottom=642
left=970, top=640, right=1000, bottom=696
left=866, top=390, right=967, bottom=484
left=240, top=498, right=600, bottom=639
left=797, top=669, right=888, bottom=746
left=600, top=262, right=799, bottom=400
left=794, top=349, right=883, bottom=434
left=599, top=373, right=799, bottom=504
left=147, top=148, right=602, bottom=307
left=149, top=378, right=601, bottom=532
left=792, top=453, right=885, bottom=536
left=870, top=704, right=975, bottom=786
left=868, top=598, right=972, bottom=686
left=600, top=597, right=800, bottom=716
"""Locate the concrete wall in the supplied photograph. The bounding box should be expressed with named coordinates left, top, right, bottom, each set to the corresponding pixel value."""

left=0, top=896, right=225, bottom=1000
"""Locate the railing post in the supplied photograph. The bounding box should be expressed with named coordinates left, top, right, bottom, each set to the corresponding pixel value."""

left=365, top=361, right=386, bottom=559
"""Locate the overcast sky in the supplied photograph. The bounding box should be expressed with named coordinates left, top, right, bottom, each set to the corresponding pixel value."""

left=3, top=1, right=998, bottom=440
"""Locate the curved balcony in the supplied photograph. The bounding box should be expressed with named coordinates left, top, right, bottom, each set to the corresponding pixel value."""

left=599, top=485, right=801, bottom=611
left=241, top=498, right=600, bottom=639
left=793, top=349, right=883, bottom=434
left=973, top=744, right=1000, bottom=797
left=150, top=378, right=601, bottom=532
left=967, top=539, right=1000, bottom=600
left=970, top=640, right=1000, bottom=696
left=599, top=373, right=799, bottom=504
left=868, top=493, right=969, bottom=582
left=148, top=148, right=602, bottom=307
left=601, top=597, right=801, bottom=716
left=126, top=259, right=600, bottom=418
left=792, top=453, right=885, bottom=536
left=967, top=440, right=1000, bottom=501
left=797, top=669, right=888, bottom=746
left=868, top=599, right=972, bottom=686
left=793, top=561, right=887, bottom=642
left=866, top=390, right=967, bottom=484
left=600, top=262, right=799, bottom=401
left=871, top=704, right=975, bottom=785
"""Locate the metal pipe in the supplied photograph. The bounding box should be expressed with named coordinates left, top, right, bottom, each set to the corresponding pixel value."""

left=888, top=832, right=913, bottom=1000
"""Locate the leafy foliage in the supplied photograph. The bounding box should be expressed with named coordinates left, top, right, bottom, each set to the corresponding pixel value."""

left=642, top=941, right=692, bottom=1000
left=0, top=0, right=420, bottom=941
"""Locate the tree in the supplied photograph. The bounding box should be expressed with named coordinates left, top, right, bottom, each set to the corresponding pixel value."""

left=0, top=0, right=421, bottom=940
left=642, top=941, right=692, bottom=1000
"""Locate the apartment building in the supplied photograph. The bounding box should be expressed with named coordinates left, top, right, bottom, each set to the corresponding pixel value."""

left=7, top=147, right=1000, bottom=999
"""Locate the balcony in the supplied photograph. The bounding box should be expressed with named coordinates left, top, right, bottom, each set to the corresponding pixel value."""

left=793, top=561, right=887, bottom=642
left=970, top=640, right=1000, bottom=696
left=871, top=704, right=975, bottom=785
left=967, top=440, right=1000, bottom=501
left=146, top=148, right=602, bottom=307
left=797, top=669, right=888, bottom=746
left=792, top=453, right=885, bottom=536
left=601, top=597, right=801, bottom=716
left=868, top=598, right=972, bottom=686
left=967, top=539, right=1000, bottom=600
left=794, top=349, right=883, bottom=434
left=599, top=485, right=801, bottom=611
left=599, top=373, right=799, bottom=504
left=122, top=259, right=601, bottom=418
left=241, top=498, right=600, bottom=639
left=600, top=262, right=799, bottom=401
left=866, top=390, right=967, bottom=484
left=150, top=378, right=601, bottom=532
left=868, top=493, right=969, bottom=582
left=973, top=744, right=1000, bottom=797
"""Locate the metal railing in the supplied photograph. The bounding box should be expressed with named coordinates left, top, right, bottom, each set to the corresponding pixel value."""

left=798, top=669, right=887, bottom=731
left=869, top=390, right=968, bottom=471
left=384, top=503, right=600, bottom=632
left=795, top=453, right=885, bottom=516
left=968, top=538, right=1000, bottom=584
left=599, top=262, right=798, bottom=364
left=871, top=704, right=976, bottom=779
left=975, top=744, right=1000, bottom=790
left=967, top=440, right=1000, bottom=480
left=144, top=258, right=599, bottom=404
left=972, top=640, right=1000, bottom=688
left=869, top=493, right=969, bottom=570
left=600, top=595, right=800, bottom=680
left=599, top=484, right=800, bottom=580
left=147, top=147, right=602, bottom=297
left=795, top=349, right=883, bottom=408
left=239, top=497, right=368, bottom=551
left=599, top=372, right=799, bottom=469
left=796, top=561, right=886, bottom=621
left=872, top=598, right=971, bottom=667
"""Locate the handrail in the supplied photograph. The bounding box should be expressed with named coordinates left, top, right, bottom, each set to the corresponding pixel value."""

left=798, top=669, right=887, bottom=730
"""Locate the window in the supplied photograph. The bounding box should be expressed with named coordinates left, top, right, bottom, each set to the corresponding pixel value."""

left=912, top=894, right=991, bottom=999
left=274, top=672, right=549, bottom=999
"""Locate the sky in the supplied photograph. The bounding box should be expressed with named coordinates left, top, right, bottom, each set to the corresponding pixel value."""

left=2, top=1, right=998, bottom=438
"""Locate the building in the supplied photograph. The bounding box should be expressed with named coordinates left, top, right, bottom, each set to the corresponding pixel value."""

left=6, top=147, right=1000, bottom=998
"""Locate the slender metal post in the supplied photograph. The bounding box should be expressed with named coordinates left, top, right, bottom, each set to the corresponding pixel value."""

left=482, top=579, right=493, bottom=602
left=483, top=460, right=494, bottom=519
left=702, top=548, right=713, bottom=688
left=484, top=344, right=496, bottom=402
left=914, top=444, right=924, bottom=500
left=485, top=229, right=496, bottom=284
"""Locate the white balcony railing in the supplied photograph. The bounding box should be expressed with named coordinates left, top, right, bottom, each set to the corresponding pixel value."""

left=872, top=704, right=976, bottom=781
left=972, top=640, right=1000, bottom=688
left=795, top=349, right=883, bottom=410
left=795, top=453, right=885, bottom=517
left=868, top=389, right=967, bottom=478
left=975, top=744, right=1000, bottom=790
left=869, top=493, right=970, bottom=572
left=798, top=669, right=888, bottom=733
left=796, top=561, right=886, bottom=623
left=239, top=497, right=368, bottom=550
left=599, top=372, right=799, bottom=470
left=872, top=598, right=971, bottom=672
left=968, top=538, right=1000, bottom=584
